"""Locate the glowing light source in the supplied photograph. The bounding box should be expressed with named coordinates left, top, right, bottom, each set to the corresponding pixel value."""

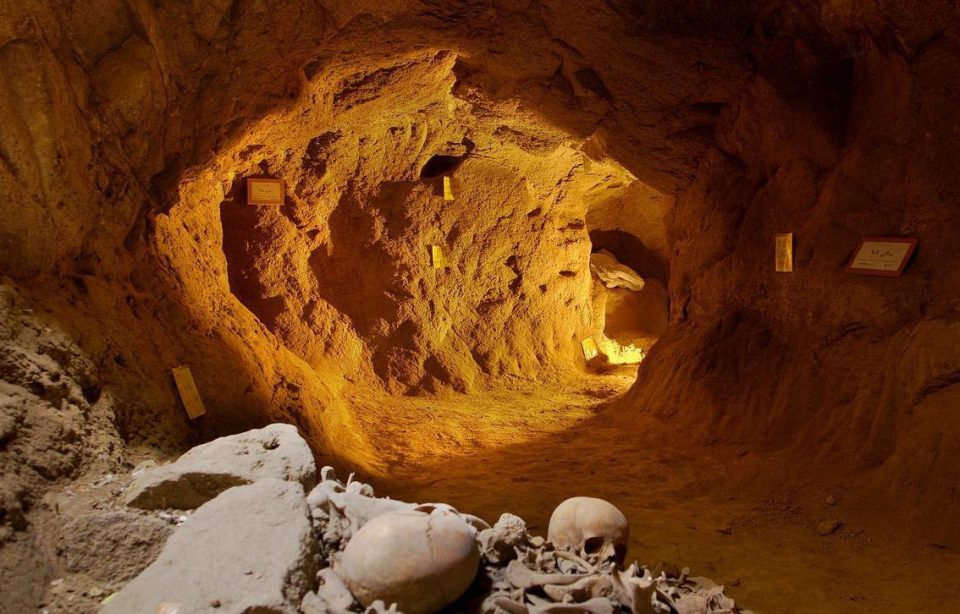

left=595, top=334, right=645, bottom=365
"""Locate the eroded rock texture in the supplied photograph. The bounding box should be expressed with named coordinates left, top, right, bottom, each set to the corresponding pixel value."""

left=0, top=285, right=124, bottom=610
left=124, top=423, right=316, bottom=509
left=1, top=0, right=960, bottom=609
left=621, top=4, right=960, bottom=543
left=0, top=0, right=742, bottom=452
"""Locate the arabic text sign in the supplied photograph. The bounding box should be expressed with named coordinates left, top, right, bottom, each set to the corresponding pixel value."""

left=246, top=177, right=285, bottom=205
left=846, top=238, right=917, bottom=277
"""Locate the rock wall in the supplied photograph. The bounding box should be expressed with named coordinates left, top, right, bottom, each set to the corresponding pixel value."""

left=0, top=0, right=741, bottom=451
left=0, top=285, right=125, bottom=610
left=1, top=0, right=959, bottom=558
left=623, top=2, right=960, bottom=545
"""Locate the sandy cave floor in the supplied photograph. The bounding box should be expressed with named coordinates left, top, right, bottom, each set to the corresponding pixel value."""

left=341, top=371, right=957, bottom=614
left=30, top=370, right=959, bottom=613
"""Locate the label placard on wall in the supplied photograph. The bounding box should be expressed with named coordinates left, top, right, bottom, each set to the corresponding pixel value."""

left=775, top=233, right=793, bottom=272
left=443, top=176, right=454, bottom=201
left=581, top=337, right=599, bottom=361
left=247, top=177, right=285, bottom=205
left=846, top=237, right=918, bottom=277
left=430, top=245, right=449, bottom=269
left=171, top=365, right=206, bottom=420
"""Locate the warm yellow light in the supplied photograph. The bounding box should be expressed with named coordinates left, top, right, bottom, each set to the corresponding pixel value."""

left=595, top=334, right=645, bottom=365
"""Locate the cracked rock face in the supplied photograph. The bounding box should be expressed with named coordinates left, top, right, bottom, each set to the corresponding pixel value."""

left=103, top=478, right=316, bottom=614
left=57, top=511, right=173, bottom=583
left=124, top=423, right=317, bottom=510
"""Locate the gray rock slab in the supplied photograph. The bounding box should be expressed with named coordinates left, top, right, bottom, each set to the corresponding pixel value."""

left=125, top=423, right=316, bottom=509
left=103, top=479, right=316, bottom=614
left=60, top=510, right=173, bottom=582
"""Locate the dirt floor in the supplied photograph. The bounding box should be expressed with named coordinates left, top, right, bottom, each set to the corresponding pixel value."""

left=18, top=364, right=958, bottom=614
left=342, top=369, right=958, bottom=614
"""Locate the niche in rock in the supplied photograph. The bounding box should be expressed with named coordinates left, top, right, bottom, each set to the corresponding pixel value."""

left=419, top=139, right=476, bottom=179
left=588, top=238, right=669, bottom=364
left=219, top=175, right=294, bottom=331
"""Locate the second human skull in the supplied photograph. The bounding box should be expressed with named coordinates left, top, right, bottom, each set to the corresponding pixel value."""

left=547, top=496, right=629, bottom=565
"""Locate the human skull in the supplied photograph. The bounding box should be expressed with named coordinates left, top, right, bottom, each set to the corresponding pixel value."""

left=547, top=496, right=629, bottom=565
left=338, top=507, right=480, bottom=614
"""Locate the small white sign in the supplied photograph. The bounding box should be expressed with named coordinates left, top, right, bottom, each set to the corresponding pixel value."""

left=581, top=337, right=599, bottom=361
left=246, top=177, right=285, bottom=205
left=846, top=238, right=917, bottom=277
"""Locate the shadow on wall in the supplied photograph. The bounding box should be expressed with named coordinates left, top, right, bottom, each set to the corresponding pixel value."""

left=306, top=183, right=429, bottom=388
left=306, top=188, right=407, bottom=335
left=219, top=173, right=429, bottom=390
left=219, top=175, right=296, bottom=331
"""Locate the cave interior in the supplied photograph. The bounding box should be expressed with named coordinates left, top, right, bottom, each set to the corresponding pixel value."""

left=2, top=1, right=960, bottom=613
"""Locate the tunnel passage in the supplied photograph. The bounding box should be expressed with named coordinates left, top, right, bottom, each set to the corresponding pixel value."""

left=579, top=162, right=672, bottom=366
left=1, top=0, right=755, bottom=456
left=587, top=244, right=669, bottom=365
left=5, top=2, right=960, bottom=612
left=195, top=47, right=680, bottom=400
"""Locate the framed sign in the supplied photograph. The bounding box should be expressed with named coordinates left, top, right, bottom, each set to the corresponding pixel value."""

left=775, top=233, right=793, bottom=272
left=846, top=237, right=918, bottom=277
left=246, top=177, right=285, bottom=205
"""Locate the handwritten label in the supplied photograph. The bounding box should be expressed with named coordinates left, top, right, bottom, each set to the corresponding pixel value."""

left=847, top=238, right=917, bottom=277
left=775, top=233, right=793, bottom=273
left=443, top=176, right=454, bottom=201
left=247, top=178, right=284, bottom=205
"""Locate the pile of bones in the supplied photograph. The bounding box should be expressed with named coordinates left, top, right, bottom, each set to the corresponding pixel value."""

left=306, top=467, right=746, bottom=614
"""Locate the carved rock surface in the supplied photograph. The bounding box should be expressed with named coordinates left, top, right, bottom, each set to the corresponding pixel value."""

left=124, top=423, right=316, bottom=509
left=104, top=479, right=315, bottom=614
left=338, top=507, right=481, bottom=614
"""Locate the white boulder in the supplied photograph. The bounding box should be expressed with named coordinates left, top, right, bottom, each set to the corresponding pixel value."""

left=104, top=479, right=316, bottom=614
left=124, top=423, right=316, bottom=509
